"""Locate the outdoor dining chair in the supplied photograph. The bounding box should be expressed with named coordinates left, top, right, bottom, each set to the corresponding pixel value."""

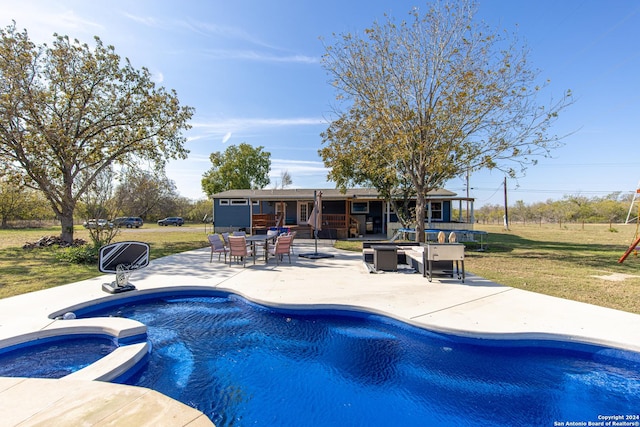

left=228, top=235, right=253, bottom=267
left=208, top=234, right=228, bottom=263
left=268, top=234, right=292, bottom=265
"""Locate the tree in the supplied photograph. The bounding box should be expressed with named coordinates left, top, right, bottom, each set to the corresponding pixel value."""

left=274, top=169, right=293, bottom=189
left=77, top=166, right=119, bottom=249
left=0, top=173, right=27, bottom=228
left=0, top=24, right=194, bottom=244
left=320, top=1, right=572, bottom=241
left=201, top=143, right=271, bottom=196
left=113, top=168, right=180, bottom=220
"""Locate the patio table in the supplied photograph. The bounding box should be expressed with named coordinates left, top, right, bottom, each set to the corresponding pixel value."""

left=246, top=235, right=271, bottom=263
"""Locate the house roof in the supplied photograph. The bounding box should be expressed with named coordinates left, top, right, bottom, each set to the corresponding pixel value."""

left=210, top=187, right=461, bottom=201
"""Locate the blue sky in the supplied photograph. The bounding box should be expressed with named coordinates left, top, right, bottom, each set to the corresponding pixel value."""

left=2, top=0, right=639, bottom=207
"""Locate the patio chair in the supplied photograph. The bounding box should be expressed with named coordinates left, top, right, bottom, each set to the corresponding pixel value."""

left=287, top=230, right=297, bottom=255
left=232, top=231, right=247, bottom=236
left=228, top=235, right=253, bottom=267
left=268, top=234, right=292, bottom=265
left=208, top=234, right=228, bottom=263
left=221, top=232, right=230, bottom=246
left=267, top=229, right=279, bottom=242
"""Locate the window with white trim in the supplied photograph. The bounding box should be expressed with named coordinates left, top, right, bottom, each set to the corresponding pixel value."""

left=428, top=202, right=442, bottom=220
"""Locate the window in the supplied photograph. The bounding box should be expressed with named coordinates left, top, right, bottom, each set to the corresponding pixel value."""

left=428, top=202, right=442, bottom=220
left=351, top=201, right=369, bottom=214
left=219, top=199, right=248, bottom=207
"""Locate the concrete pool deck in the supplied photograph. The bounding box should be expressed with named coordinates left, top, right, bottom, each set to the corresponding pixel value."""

left=1, top=239, right=639, bottom=426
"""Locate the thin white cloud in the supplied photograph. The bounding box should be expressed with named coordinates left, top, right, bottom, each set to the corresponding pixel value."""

left=177, top=20, right=278, bottom=50
left=5, top=4, right=104, bottom=43
left=192, top=117, right=326, bottom=133
left=200, top=48, right=319, bottom=64
left=187, top=117, right=326, bottom=146
left=268, top=158, right=332, bottom=189
left=119, top=13, right=318, bottom=64
left=121, top=12, right=163, bottom=28
left=221, top=132, right=232, bottom=143
left=270, top=158, right=328, bottom=177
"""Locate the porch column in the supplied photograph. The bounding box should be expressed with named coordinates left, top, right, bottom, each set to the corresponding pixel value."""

left=470, top=200, right=475, bottom=228
left=345, top=199, right=349, bottom=231
left=249, top=197, right=253, bottom=235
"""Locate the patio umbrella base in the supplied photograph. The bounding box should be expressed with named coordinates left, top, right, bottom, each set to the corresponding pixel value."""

left=299, top=252, right=334, bottom=259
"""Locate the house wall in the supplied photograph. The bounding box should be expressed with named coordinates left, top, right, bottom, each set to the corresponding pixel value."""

left=212, top=196, right=466, bottom=237
left=212, top=200, right=251, bottom=232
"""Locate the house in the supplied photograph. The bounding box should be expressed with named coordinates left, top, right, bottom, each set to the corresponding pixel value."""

left=210, top=188, right=477, bottom=239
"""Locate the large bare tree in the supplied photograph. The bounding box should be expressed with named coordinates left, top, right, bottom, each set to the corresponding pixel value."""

left=320, top=1, right=572, bottom=241
left=0, top=24, right=194, bottom=243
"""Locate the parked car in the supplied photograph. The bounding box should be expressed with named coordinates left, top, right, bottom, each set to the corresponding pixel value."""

left=157, top=217, right=185, bottom=226
left=83, top=219, right=113, bottom=229
left=113, top=216, right=143, bottom=228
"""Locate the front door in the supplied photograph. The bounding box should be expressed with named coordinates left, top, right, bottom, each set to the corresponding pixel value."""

left=298, top=201, right=314, bottom=225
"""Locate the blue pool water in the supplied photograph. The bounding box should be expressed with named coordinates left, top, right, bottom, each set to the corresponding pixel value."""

left=79, top=293, right=639, bottom=427
left=0, top=336, right=116, bottom=379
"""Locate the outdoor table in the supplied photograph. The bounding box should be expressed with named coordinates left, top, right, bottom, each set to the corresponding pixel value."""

left=371, top=245, right=398, bottom=271
left=246, top=234, right=270, bottom=263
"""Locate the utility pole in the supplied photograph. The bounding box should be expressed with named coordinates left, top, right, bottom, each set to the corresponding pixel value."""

left=503, top=176, right=509, bottom=231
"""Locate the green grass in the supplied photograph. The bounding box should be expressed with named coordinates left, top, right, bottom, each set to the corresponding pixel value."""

left=465, top=223, right=640, bottom=315
left=0, top=224, right=209, bottom=298
left=1, top=222, right=639, bottom=315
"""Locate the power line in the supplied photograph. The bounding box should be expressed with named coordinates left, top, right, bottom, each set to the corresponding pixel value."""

left=469, top=187, right=633, bottom=195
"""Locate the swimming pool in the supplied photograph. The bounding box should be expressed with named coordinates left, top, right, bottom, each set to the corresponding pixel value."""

left=75, top=291, right=640, bottom=426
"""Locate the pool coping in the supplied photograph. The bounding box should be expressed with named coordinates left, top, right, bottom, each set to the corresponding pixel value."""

left=1, top=239, right=639, bottom=425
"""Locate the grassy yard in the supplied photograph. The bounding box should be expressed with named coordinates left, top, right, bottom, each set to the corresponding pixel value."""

left=0, top=224, right=210, bottom=298
left=464, top=223, right=640, bottom=315
left=1, top=222, right=639, bottom=315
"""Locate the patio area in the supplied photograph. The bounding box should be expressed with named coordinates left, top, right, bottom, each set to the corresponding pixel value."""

left=1, top=239, right=639, bottom=425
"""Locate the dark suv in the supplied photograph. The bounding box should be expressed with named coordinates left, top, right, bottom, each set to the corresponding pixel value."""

left=157, top=216, right=184, bottom=226
left=113, top=216, right=143, bottom=228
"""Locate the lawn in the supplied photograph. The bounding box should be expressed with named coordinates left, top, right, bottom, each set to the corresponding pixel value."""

left=0, top=224, right=210, bottom=298
left=462, top=223, right=640, bottom=314
left=1, top=222, right=639, bottom=315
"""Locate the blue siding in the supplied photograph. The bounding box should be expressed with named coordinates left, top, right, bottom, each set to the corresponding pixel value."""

left=213, top=201, right=251, bottom=229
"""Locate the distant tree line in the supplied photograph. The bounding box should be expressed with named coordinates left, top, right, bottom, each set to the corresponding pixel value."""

left=470, top=193, right=635, bottom=225
left=0, top=168, right=212, bottom=229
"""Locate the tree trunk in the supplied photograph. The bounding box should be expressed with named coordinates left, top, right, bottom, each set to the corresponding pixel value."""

left=415, top=188, right=426, bottom=243
left=59, top=204, right=76, bottom=244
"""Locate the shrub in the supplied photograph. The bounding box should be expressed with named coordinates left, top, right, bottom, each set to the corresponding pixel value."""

left=56, top=244, right=98, bottom=264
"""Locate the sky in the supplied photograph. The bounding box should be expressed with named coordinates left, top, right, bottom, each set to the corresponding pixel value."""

left=2, top=0, right=639, bottom=207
